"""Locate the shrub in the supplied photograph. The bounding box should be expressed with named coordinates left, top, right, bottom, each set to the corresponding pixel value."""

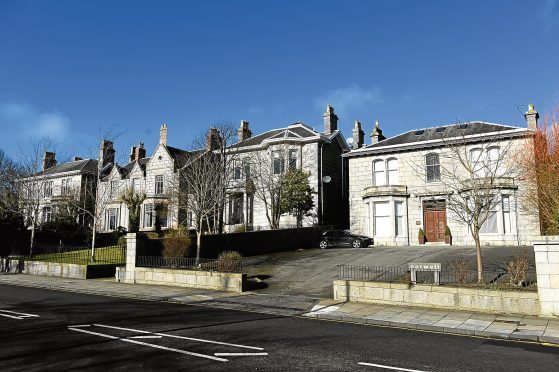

left=507, top=250, right=530, bottom=286
left=162, top=236, right=191, bottom=258
left=445, top=226, right=451, bottom=236
left=232, top=224, right=247, bottom=233
left=418, top=228, right=425, bottom=237
left=217, top=250, right=242, bottom=272
left=449, top=256, right=469, bottom=284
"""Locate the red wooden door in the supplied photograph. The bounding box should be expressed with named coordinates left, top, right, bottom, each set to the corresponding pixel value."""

left=424, top=209, right=447, bottom=242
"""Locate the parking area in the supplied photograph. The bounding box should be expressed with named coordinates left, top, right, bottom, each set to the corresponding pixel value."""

left=243, top=245, right=535, bottom=297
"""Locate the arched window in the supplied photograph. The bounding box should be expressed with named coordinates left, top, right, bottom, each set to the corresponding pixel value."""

left=469, top=148, right=483, bottom=177
left=373, top=160, right=385, bottom=186
left=387, top=158, right=399, bottom=185
left=425, top=153, right=440, bottom=182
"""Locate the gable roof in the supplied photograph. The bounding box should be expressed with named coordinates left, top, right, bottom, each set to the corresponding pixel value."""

left=346, top=122, right=529, bottom=157
left=165, top=145, right=200, bottom=168
left=230, top=122, right=325, bottom=149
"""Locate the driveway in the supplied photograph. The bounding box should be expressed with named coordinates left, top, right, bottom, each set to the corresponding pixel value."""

left=243, top=245, right=535, bottom=298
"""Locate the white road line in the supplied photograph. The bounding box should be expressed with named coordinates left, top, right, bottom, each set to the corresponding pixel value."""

left=0, top=313, right=23, bottom=320
left=93, top=324, right=264, bottom=350
left=358, top=362, right=429, bottom=372
left=214, top=353, right=268, bottom=356
left=68, top=327, right=227, bottom=362
left=0, top=310, right=39, bottom=317
left=129, top=335, right=163, bottom=339
left=69, top=325, right=91, bottom=328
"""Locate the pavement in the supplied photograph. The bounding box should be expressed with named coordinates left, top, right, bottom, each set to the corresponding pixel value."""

left=2, top=273, right=559, bottom=347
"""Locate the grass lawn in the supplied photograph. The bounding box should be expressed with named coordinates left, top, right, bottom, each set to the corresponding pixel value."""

left=24, top=246, right=125, bottom=265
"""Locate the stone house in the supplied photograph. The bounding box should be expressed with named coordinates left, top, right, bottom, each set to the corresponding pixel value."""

left=224, top=104, right=350, bottom=231
left=344, top=105, right=542, bottom=246
left=97, top=125, right=198, bottom=232
left=18, top=152, right=98, bottom=226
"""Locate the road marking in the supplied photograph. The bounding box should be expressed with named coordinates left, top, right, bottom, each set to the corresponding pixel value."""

left=0, top=310, right=40, bottom=320
left=358, top=362, right=428, bottom=372
left=68, top=327, right=227, bottom=362
left=129, top=335, right=163, bottom=339
left=214, top=352, right=268, bottom=356
left=93, top=324, right=264, bottom=350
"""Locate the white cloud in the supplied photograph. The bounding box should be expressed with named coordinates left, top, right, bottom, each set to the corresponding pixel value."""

left=0, top=102, right=71, bottom=142
left=314, top=83, right=383, bottom=116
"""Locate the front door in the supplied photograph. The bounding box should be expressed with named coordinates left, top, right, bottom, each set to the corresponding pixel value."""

left=423, top=201, right=447, bottom=242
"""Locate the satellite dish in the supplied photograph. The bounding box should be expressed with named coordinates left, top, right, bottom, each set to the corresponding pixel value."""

left=322, top=176, right=331, bottom=183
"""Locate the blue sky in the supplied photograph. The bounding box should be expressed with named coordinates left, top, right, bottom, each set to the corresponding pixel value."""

left=1, top=0, right=558, bottom=162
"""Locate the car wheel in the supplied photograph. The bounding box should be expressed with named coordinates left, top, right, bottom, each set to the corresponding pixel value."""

left=352, top=240, right=362, bottom=248
left=319, top=240, right=328, bottom=249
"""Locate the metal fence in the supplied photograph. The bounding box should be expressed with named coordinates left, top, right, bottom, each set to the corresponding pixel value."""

left=137, top=256, right=243, bottom=273
left=337, top=264, right=537, bottom=287
left=10, top=243, right=126, bottom=265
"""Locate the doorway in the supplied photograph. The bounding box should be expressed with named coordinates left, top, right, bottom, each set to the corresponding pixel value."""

left=423, top=200, right=447, bottom=242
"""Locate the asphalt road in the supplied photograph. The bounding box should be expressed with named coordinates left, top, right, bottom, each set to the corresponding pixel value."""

left=1, top=285, right=558, bottom=371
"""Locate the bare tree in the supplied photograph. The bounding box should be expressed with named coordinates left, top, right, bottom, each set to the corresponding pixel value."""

left=118, top=187, right=146, bottom=233
left=171, top=124, right=237, bottom=262
left=8, top=139, right=56, bottom=255
left=413, top=128, right=520, bottom=282
left=245, top=144, right=314, bottom=229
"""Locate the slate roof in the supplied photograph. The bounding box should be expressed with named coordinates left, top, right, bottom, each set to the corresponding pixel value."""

left=118, top=157, right=151, bottom=178
left=230, top=123, right=320, bottom=149
left=347, top=122, right=528, bottom=157
left=35, top=159, right=98, bottom=177
left=166, top=145, right=201, bottom=168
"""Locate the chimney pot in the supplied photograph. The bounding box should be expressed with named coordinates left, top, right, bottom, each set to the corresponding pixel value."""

left=160, top=123, right=168, bottom=145
left=352, top=120, right=365, bottom=149
left=42, top=151, right=57, bottom=171
left=323, top=104, right=338, bottom=135
left=238, top=120, right=252, bottom=142
left=524, top=104, right=539, bottom=131
left=370, top=119, right=386, bottom=145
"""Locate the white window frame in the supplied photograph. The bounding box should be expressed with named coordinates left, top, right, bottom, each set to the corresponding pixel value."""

left=144, top=203, right=154, bottom=228
left=425, top=153, right=440, bottom=182
left=155, top=175, right=164, bottom=195
left=387, top=158, right=399, bottom=185
left=373, top=160, right=385, bottom=186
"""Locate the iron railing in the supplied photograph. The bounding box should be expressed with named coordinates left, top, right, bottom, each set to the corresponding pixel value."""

left=10, top=243, right=126, bottom=265
left=137, top=256, right=243, bottom=273
left=337, top=264, right=537, bottom=286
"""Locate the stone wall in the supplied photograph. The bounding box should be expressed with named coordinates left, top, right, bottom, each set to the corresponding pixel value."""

left=116, top=266, right=246, bottom=292
left=1, top=259, right=117, bottom=279
left=333, top=280, right=540, bottom=316
left=534, top=240, right=559, bottom=316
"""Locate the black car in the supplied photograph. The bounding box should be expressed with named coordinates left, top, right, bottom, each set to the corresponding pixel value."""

left=319, top=230, right=373, bottom=249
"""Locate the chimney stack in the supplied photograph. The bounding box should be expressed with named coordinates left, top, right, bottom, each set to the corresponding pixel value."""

left=160, top=123, right=168, bottom=145
left=129, top=142, right=147, bottom=162
left=238, top=120, right=252, bottom=142
left=42, top=151, right=57, bottom=171
left=370, top=120, right=386, bottom=145
left=524, top=104, right=539, bottom=131
left=206, top=127, right=222, bottom=151
left=352, top=120, right=365, bottom=150
left=323, top=104, right=338, bottom=135
left=99, top=140, right=115, bottom=168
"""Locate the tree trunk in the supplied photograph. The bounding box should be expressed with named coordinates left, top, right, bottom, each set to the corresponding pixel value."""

left=30, top=220, right=36, bottom=257
left=473, top=229, right=483, bottom=283
left=196, top=230, right=202, bottom=265
left=90, top=216, right=97, bottom=262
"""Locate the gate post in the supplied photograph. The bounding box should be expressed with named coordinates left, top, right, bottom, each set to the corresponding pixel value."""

left=124, top=233, right=138, bottom=284
left=534, top=240, right=559, bottom=316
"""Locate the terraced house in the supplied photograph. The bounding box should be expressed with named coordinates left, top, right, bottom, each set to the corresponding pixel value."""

left=345, top=105, right=542, bottom=246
